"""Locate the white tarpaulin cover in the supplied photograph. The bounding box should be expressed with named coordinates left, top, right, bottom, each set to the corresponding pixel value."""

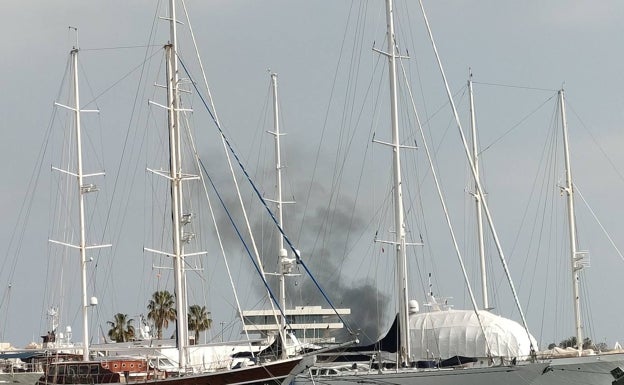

left=409, top=309, right=538, bottom=360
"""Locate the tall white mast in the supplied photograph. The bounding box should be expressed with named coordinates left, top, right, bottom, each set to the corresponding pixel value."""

left=385, top=0, right=410, bottom=365
left=269, top=72, right=290, bottom=359
left=139, top=0, right=198, bottom=368
left=71, top=47, right=91, bottom=362
left=468, top=74, right=488, bottom=310
left=167, top=0, right=188, bottom=368
left=145, top=0, right=201, bottom=368
left=271, top=73, right=286, bottom=315
left=559, top=89, right=584, bottom=356
left=51, top=39, right=109, bottom=361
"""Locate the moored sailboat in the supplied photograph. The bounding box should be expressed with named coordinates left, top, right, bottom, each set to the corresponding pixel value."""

left=527, top=90, right=624, bottom=384
left=294, top=1, right=547, bottom=384
left=294, top=0, right=624, bottom=385
left=34, top=2, right=310, bottom=385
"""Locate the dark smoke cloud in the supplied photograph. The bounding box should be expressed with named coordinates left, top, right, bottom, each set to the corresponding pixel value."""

left=258, top=195, right=390, bottom=345
left=200, top=144, right=392, bottom=345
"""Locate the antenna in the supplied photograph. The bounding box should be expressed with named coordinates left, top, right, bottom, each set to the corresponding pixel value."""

left=68, top=26, right=79, bottom=49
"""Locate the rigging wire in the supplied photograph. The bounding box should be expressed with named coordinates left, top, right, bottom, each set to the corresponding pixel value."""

left=196, top=158, right=292, bottom=331
left=479, top=94, right=556, bottom=155
left=181, top=111, right=256, bottom=351
left=472, top=81, right=557, bottom=93
left=93, top=3, right=163, bottom=314
left=397, top=53, right=494, bottom=358
left=80, top=45, right=162, bottom=52
left=297, top=0, right=361, bottom=242
left=575, top=185, right=624, bottom=263
left=178, top=58, right=355, bottom=336
left=179, top=0, right=284, bottom=341
left=0, top=54, right=72, bottom=339
left=311, top=2, right=375, bottom=285
left=417, top=0, right=536, bottom=356
left=81, top=50, right=162, bottom=109
left=330, top=56, right=385, bottom=282
left=566, top=101, right=624, bottom=186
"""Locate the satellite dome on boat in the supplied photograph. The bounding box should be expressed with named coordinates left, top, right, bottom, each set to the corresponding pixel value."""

left=408, top=300, right=419, bottom=314
left=409, top=309, right=537, bottom=360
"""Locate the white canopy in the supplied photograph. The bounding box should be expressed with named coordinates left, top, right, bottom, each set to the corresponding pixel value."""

left=409, top=309, right=537, bottom=360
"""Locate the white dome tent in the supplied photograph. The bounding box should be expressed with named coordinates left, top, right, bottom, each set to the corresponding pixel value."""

left=409, top=308, right=538, bottom=361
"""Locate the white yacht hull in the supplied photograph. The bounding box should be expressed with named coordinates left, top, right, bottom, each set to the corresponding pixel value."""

left=0, top=372, right=43, bottom=385
left=535, top=352, right=624, bottom=385
left=293, top=354, right=624, bottom=385
left=293, top=363, right=548, bottom=385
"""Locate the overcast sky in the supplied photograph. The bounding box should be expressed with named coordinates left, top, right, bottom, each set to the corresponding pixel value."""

left=1, top=1, right=624, bottom=350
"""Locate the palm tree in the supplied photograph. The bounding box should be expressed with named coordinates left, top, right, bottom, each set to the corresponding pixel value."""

left=147, top=290, right=176, bottom=339
left=107, top=313, right=135, bottom=342
left=188, top=305, right=212, bottom=344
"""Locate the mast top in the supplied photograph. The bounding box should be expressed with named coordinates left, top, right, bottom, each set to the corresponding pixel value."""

left=68, top=26, right=78, bottom=50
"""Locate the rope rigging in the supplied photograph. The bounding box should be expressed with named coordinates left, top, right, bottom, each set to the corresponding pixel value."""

left=177, top=57, right=356, bottom=337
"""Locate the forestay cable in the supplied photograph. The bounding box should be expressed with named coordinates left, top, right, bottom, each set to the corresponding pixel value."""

left=418, top=0, right=536, bottom=355
left=178, top=58, right=355, bottom=335
left=180, top=0, right=275, bottom=346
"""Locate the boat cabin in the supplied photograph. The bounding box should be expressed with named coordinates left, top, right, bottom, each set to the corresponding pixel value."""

left=37, top=358, right=157, bottom=384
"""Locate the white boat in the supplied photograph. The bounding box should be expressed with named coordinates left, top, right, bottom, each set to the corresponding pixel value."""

left=293, top=1, right=624, bottom=385
left=0, top=349, right=49, bottom=385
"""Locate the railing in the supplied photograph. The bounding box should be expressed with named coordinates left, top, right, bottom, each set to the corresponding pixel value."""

left=0, top=359, right=45, bottom=374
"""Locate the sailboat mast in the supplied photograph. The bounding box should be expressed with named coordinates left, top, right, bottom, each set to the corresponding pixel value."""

left=166, top=0, right=188, bottom=368
left=71, top=47, right=91, bottom=362
left=270, top=72, right=289, bottom=358
left=468, top=74, right=488, bottom=310
left=559, top=89, right=583, bottom=356
left=384, top=0, right=410, bottom=365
